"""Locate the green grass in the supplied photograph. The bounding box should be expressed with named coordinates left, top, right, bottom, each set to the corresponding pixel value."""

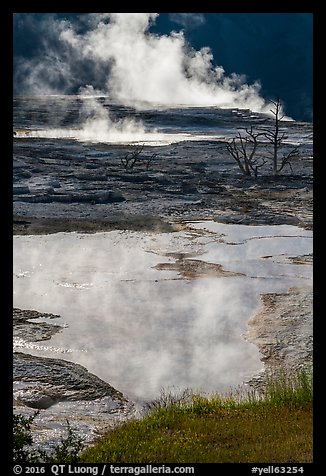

left=81, top=369, right=313, bottom=463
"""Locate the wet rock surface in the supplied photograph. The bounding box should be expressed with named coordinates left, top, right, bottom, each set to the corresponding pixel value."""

left=13, top=352, right=127, bottom=408
left=13, top=308, right=62, bottom=343
left=245, top=285, right=313, bottom=390
left=13, top=215, right=177, bottom=235
left=13, top=136, right=312, bottom=234
left=155, top=258, right=243, bottom=279
left=13, top=308, right=136, bottom=450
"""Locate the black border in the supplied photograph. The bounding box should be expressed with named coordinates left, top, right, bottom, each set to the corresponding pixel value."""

left=4, top=1, right=319, bottom=472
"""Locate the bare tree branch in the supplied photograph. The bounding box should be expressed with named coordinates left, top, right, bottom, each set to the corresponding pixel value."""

left=121, top=144, right=145, bottom=170
left=277, top=147, right=299, bottom=173
left=225, top=98, right=298, bottom=178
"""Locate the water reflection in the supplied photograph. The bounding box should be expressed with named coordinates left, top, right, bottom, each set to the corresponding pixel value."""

left=13, top=222, right=312, bottom=402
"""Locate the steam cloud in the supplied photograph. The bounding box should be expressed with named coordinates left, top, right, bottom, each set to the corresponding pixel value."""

left=15, top=13, right=269, bottom=113
left=25, top=95, right=155, bottom=144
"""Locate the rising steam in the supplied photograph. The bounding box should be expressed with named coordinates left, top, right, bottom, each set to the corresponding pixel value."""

left=15, top=13, right=269, bottom=113
left=23, top=95, right=153, bottom=144
left=15, top=94, right=207, bottom=145
left=13, top=224, right=312, bottom=402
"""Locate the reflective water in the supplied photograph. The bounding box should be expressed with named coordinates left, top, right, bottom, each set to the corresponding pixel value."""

left=13, top=222, right=312, bottom=403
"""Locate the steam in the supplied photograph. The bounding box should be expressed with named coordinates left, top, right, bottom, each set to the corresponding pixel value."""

left=17, top=94, right=197, bottom=145
left=15, top=13, right=269, bottom=113
left=15, top=91, right=226, bottom=145
left=170, top=13, right=206, bottom=29
left=28, top=94, right=152, bottom=144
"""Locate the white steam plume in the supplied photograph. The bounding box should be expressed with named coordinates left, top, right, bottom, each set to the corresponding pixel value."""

left=16, top=13, right=269, bottom=113
left=17, top=93, right=196, bottom=145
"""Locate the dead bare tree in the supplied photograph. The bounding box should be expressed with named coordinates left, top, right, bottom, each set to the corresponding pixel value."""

left=121, top=144, right=145, bottom=170
left=120, top=145, right=158, bottom=171
left=261, top=99, right=299, bottom=175
left=144, top=153, right=158, bottom=171
left=226, top=98, right=299, bottom=178
left=226, top=126, right=267, bottom=178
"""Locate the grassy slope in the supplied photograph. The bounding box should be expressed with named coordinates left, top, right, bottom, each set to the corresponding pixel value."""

left=81, top=372, right=313, bottom=463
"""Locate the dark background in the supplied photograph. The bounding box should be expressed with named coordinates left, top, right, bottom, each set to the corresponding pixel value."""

left=13, top=13, right=313, bottom=124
